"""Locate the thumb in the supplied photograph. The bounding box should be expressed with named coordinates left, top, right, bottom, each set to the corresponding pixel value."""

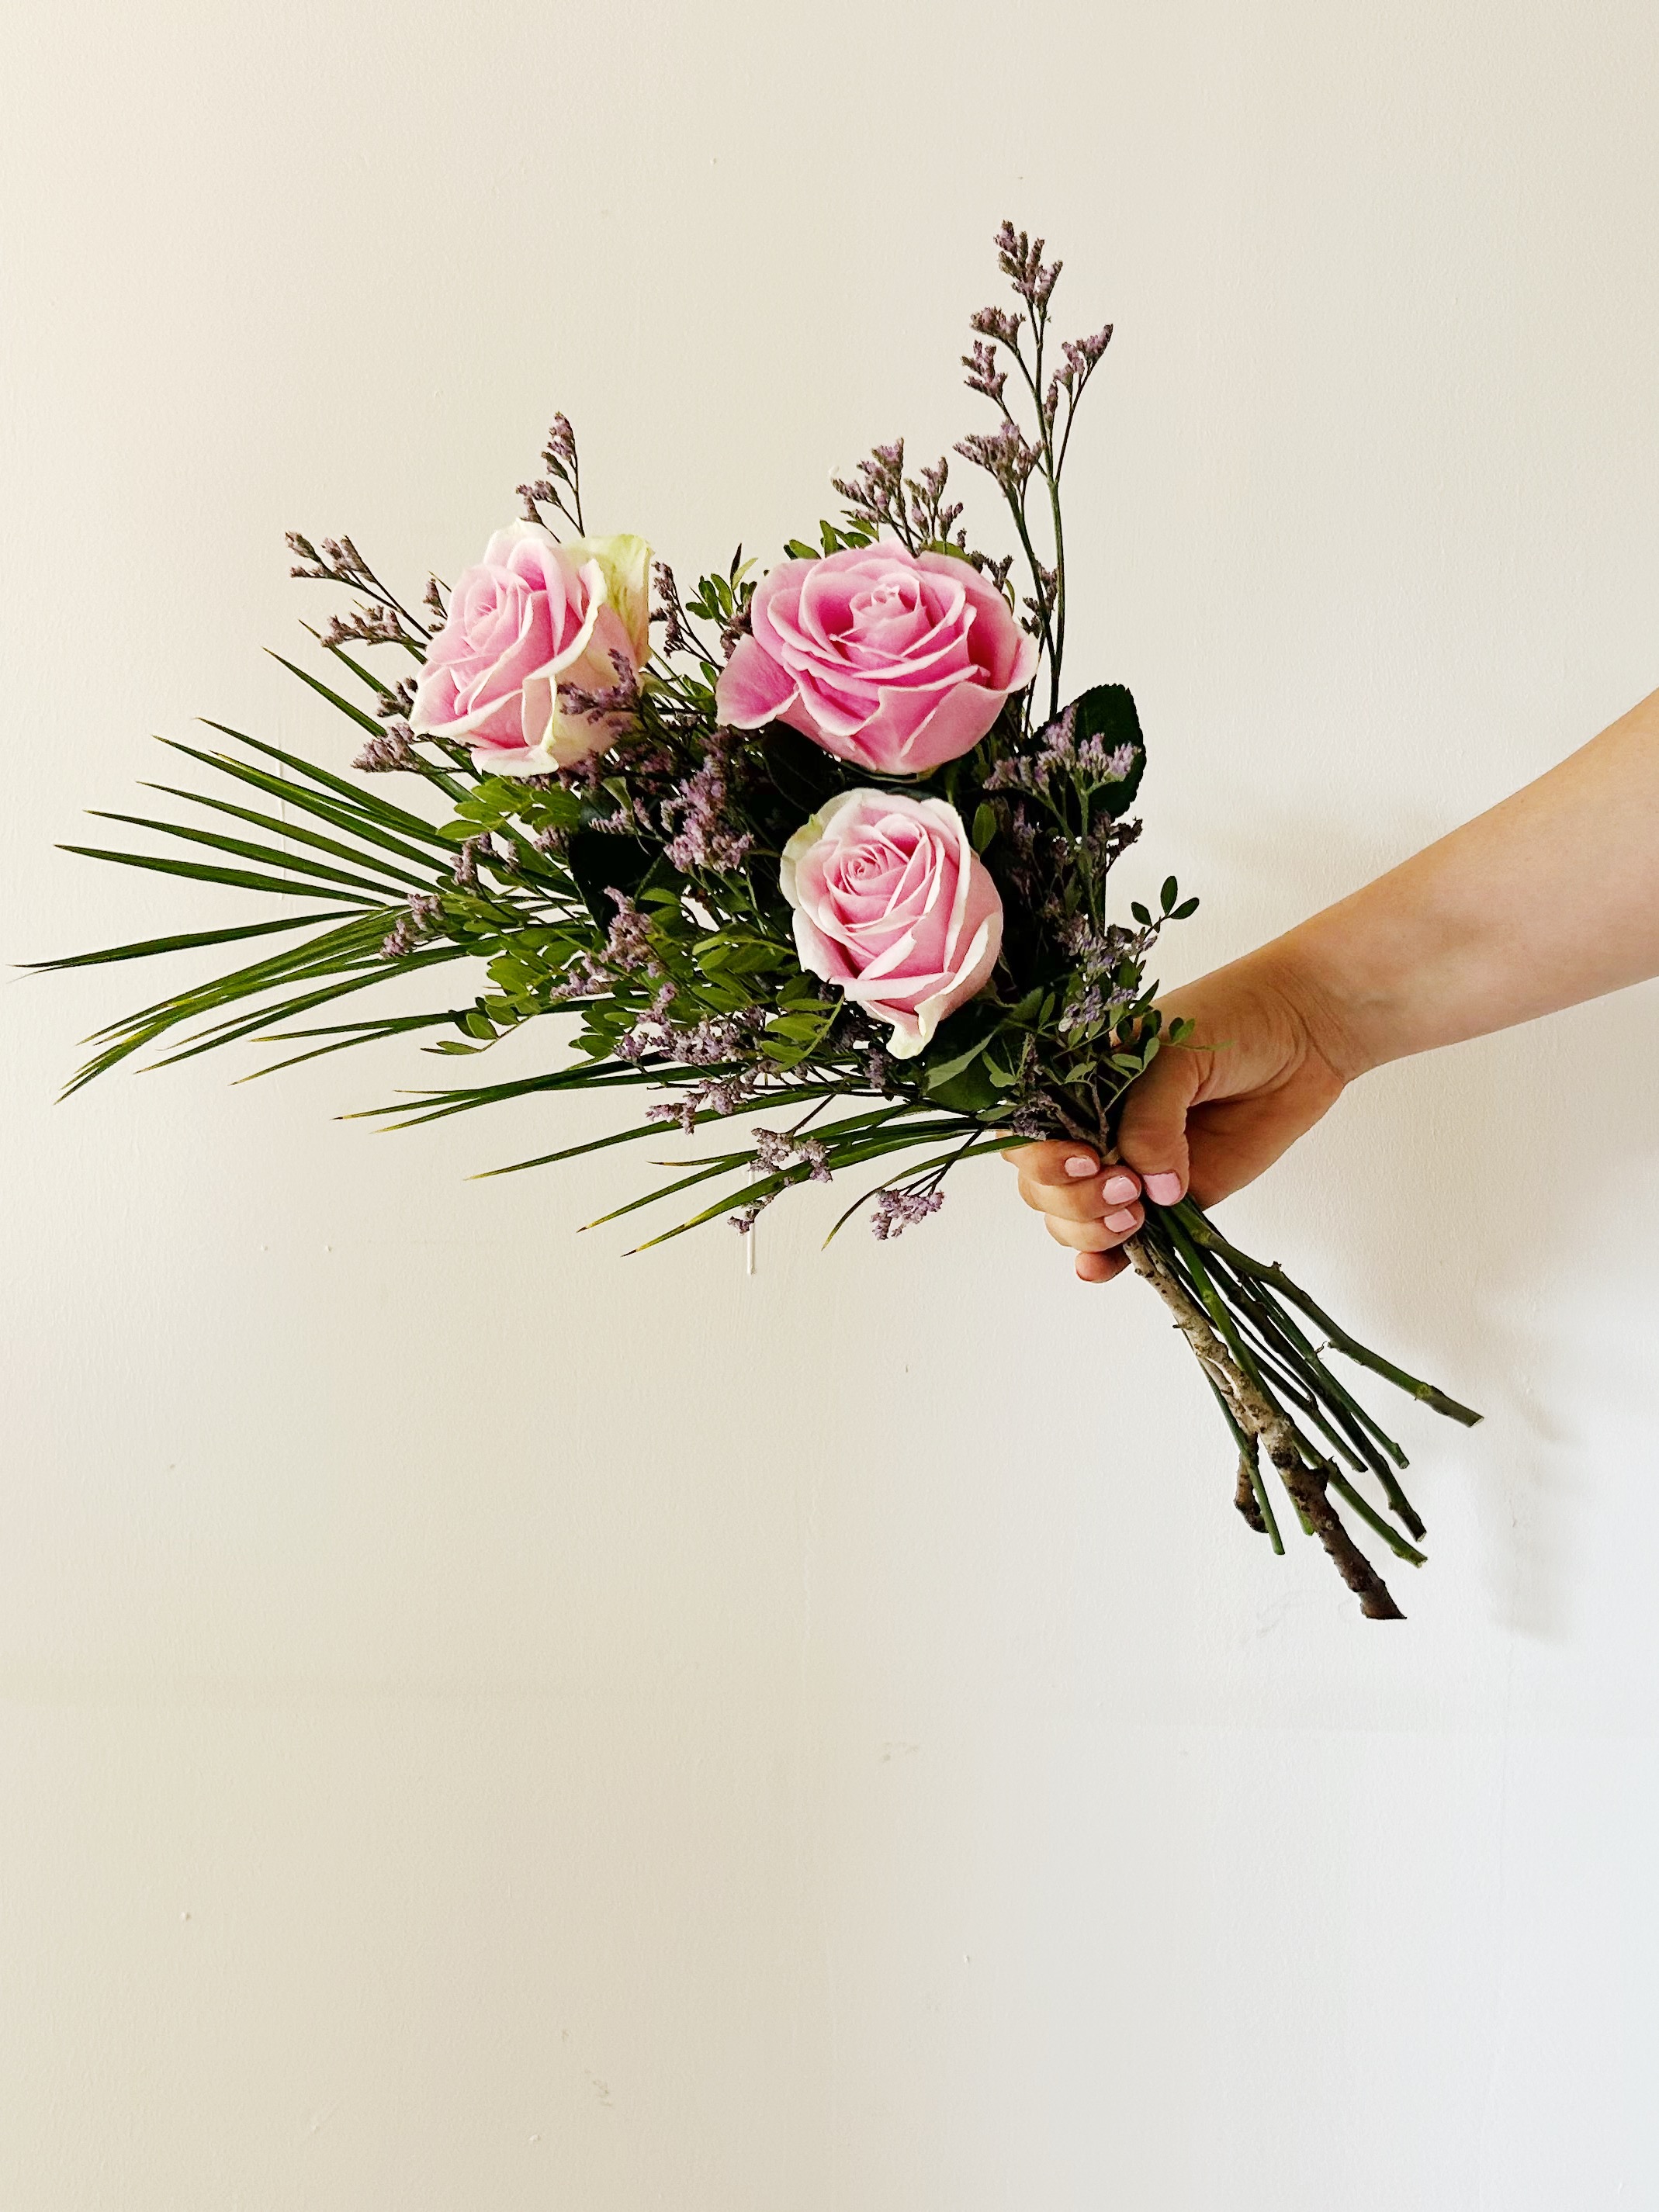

left=1116, top=1043, right=1202, bottom=1204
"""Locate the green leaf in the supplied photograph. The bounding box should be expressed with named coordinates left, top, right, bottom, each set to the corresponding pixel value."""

left=926, top=1059, right=1006, bottom=1113
left=971, top=802, right=997, bottom=853
left=85, top=809, right=408, bottom=902
left=169, top=739, right=454, bottom=873
left=1161, top=875, right=1179, bottom=912
left=140, top=779, right=437, bottom=893
left=264, top=653, right=386, bottom=739
left=1131, top=900, right=1152, bottom=926
left=28, top=910, right=355, bottom=971
left=924, top=1031, right=998, bottom=1092
left=194, top=723, right=455, bottom=846
left=58, top=843, right=380, bottom=905
left=1172, top=896, right=1200, bottom=919
left=1065, top=683, right=1146, bottom=818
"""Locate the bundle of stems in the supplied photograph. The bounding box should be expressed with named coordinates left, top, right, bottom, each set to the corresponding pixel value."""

left=1124, top=1198, right=1479, bottom=1618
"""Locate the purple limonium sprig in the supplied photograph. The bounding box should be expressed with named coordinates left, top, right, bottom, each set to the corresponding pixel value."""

left=354, top=726, right=418, bottom=773
left=644, top=1068, right=761, bottom=1134
left=663, top=734, right=753, bottom=874
left=870, top=1187, right=945, bottom=1240
left=516, top=414, right=584, bottom=536
left=380, top=889, right=444, bottom=960
left=750, top=1126, right=832, bottom=1182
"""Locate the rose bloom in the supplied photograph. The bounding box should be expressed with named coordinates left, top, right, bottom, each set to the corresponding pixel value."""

left=716, top=542, right=1037, bottom=774
left=781, top=788, right=1003, bottom=1058
left=410, top=523, right=649, bottom=775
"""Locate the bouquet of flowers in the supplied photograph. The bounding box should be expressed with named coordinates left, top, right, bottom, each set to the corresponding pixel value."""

left=45, top=223, right=1477, bottom=1619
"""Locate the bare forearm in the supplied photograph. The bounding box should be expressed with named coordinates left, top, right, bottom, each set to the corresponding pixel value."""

left=1268, top=687, right=1659, bottom=1077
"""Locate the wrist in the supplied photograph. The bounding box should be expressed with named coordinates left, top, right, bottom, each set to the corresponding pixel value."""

left=1246, top=929, right=1395, bottom=1085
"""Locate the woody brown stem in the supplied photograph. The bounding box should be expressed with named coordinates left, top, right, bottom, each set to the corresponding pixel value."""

left=1124, top=1234, right=1404, bottom=1621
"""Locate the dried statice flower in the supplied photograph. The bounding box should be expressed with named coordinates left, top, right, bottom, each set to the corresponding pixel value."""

left=750, top=1127, right=831, bottom=1183
left=833, top=440, right=968, bottom=555
left=870, top=1186, right=945, bottom=1240
left=517, top=414, right=584, bottom=535
left=354, top=726, right=418, bottom=774
left=423, top=574, right=448, bottom=621
left=559, top=664, right=640, bottom=726
left=285, top=531, right=430, bottom=641
left=618, top=1002, right=760, bottom=1068
left=954, top=417, right=1041, bottom=499
left=1043, top=325, right=1115, bottom=446
left=962, top=338, right=1009, bottom=410
left=602, top=891, right=659, bottom=974
left=643, top=1065, right=762, bottom=1134
left=968, top=303, right=1023, bottom=349
left=375, top=678, right=417, bottom=722
left=379, top=889, right=444, bottom=960
left=663, top=733, right=753, bottom=874
left=320, top=603, right=408, bottom=649
left=993, top=220, right=1062, bottom=313
left=984, top=704, right=1140, bottom=799
left=452, top=836, right=490, bottom=891
left=652, top=559, right=697, bottom=659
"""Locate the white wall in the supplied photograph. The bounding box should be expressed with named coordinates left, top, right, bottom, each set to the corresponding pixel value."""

left=4, top=3, right=1657, bottom=2205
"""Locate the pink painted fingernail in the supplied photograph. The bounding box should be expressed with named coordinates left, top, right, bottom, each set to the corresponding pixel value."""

left=1064, top=1155, right=1098, bottom=1178
left=1144, top=1172, right=1184, bottom=1205
left=1103, top=1206, right=1141, bottom=1233
left=1102, top=1173, right=1138, bottom=1203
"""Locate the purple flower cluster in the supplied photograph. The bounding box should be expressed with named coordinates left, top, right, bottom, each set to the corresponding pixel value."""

left=380, top=890, right=443, bottom=960
left=516, top=414, right=584, bottom=535
left=662, top=735, right=753, bottom=874
left=354, top=727, right=417, bottom=774
left=954, top=417, right=1041, bottom=500
left=983, top=702, right=1138, bottom=798
left=870, top=1187, right=945, bottom=1240
left=832, top=439, right=967, bottom=556
left=750, top=1125, right=832, bottom=1182
left=645, top=1071, right=760, bottom=1134
left=618, top=1002, right=760, bottom=1070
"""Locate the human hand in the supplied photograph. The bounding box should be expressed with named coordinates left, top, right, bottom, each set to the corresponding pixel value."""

left=1007, top=947, right=1352, bottom=1282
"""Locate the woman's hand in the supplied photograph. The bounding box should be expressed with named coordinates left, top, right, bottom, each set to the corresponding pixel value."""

left=1013, top=686, right=1659, bottom=1281
left=1007, top=947, right=1352, bottom=1283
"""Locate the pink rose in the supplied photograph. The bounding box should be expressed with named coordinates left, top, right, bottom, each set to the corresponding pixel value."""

left=780, top=789, right=1003, bottom=1058
left=717, top=542, right=1038, bottom=774
left=410, top=524, right=650, bottom=775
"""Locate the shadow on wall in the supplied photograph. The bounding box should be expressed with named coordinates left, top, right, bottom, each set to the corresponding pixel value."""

left=1179, top=807, right=1659, bottom=1643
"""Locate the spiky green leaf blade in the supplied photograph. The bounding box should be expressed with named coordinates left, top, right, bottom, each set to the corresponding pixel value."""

left=28, top=911, right=358, bottom=972
left=58, top=843, right=380, bottom=905
left=85, top=810, right=409, bottom=902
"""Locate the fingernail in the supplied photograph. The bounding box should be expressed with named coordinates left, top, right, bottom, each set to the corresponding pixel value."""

left=1144, top=1172, right=1183, bottom=1205
left=1103, top=1206, right=1140, bottom=1233
left=1064, top=1155, right=1098, bottom=1179
left=1102, top=1173, right=1138, bottom=1203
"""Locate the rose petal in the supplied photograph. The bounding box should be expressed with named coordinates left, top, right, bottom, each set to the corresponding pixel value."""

left=715, top=632, right=799, bottom=728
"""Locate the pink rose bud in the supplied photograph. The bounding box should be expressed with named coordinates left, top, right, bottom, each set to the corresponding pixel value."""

left=716, top=542, right=1038, bottom=774
left=410, top=523, right=650, bottom=776
left=780, top=789, right=1004, bottom=1058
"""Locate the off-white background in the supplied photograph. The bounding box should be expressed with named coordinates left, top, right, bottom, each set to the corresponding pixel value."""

left=3, top=2, right=1657, bottom=2206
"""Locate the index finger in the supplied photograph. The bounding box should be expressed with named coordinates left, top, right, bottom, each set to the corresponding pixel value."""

left=1006, top=1139, right=1111, bottom=1188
